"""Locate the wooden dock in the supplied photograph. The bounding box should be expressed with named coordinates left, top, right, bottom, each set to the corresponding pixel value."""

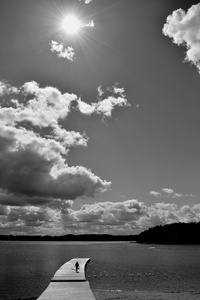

left=37, top=258, right=96, bottom=300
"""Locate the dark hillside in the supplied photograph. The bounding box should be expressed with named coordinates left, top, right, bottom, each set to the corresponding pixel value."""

left=137, top=222, right=200, bottom=244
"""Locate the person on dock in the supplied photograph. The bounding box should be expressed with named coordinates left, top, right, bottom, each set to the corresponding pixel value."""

left=75, top=261, right=79, bottom=273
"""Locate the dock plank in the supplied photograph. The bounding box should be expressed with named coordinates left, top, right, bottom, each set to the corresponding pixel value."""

left=37, top=281, right=96, bottom=300
left=37, top=258, right=96, bottom=300
left=52, top=258, right=90, bottom=282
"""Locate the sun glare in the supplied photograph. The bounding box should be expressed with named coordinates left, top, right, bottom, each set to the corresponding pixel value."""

left=61, top=15, right=81, bottom=35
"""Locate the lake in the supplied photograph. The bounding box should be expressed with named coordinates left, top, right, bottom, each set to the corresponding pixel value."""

left=0, top=241, right=200, bottom=299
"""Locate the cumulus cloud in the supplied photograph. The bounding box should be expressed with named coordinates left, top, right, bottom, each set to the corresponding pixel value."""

left=163, top=3, right=200, bottom=73
left=150, top=188, right=195, bottom=199
left=65, top=200, right=200, bottom=234
left=0, top=78, right=132, bottom=235
left=72, top=199, right=148, bottom=224
left=0, top=80, right=119, bottom=211
left=50, top=41, right=75, bottom=61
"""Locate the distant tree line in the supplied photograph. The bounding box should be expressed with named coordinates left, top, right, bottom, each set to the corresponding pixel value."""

left=0, top=233, right=138, bottom=242
left=3, top=222, right=200, bottom=244
left=136, top=222, right=200, bottom=244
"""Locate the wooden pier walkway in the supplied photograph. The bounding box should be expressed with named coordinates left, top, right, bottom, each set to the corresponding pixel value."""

left=37, top=258, right=96, bottom=300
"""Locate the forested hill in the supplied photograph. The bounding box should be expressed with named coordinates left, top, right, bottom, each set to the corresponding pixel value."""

left=136, top=222, right=200, bottom=244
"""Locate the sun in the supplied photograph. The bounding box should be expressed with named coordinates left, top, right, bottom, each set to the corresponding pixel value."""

left=61, top=15, right=81, bottom=35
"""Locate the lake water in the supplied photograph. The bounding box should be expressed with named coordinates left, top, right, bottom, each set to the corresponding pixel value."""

left=0, top=241, right=200, bottom=299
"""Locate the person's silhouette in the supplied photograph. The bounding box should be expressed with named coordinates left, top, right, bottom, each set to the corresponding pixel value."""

left=75, top=261, right=79, bottom=273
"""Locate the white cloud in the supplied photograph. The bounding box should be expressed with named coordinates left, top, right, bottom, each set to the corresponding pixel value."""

left=162, top=188, right=174, bottom=196
left=95, top=96, right=127, bottom=117
left=163, top=3, right=200, bottom=73
left=77, top=99, right=96, bottom=115
left=150, top=188, right=195, bottom=199
left=77, top=84, right=130, bottom=117
left=1, top=81, right=77, bottom=129
left=150, top=191, right=162, bottom=197
left=51, top=127, right=88, bottom=147
left=85, top=20, right=94, bottom=28
left=50, top=41, right=75, bottom=61
left=72, top=199, right=148, bottom=224
left=97, top=85, right=104, bottom=97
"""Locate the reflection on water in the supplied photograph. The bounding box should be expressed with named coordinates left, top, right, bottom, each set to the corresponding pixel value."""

left=0, top=241, right=200, bottom=299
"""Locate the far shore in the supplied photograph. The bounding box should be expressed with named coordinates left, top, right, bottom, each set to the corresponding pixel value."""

left=0, top=233, right=138, bottom=243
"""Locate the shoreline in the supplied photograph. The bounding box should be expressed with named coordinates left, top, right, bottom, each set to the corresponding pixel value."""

left=93, top=289, right=200, bottom=300
left=13, top=289, right=200, bottom=300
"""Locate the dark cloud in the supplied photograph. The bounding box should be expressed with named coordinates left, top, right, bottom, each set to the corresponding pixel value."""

left=0, top=142, right=109, bottom=201
left=0, top=80, right=115, bottom=211
left=0, top=79, right=132, bottom=235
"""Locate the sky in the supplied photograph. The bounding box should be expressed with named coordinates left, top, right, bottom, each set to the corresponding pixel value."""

left=0, top=0, right=200, bottom=236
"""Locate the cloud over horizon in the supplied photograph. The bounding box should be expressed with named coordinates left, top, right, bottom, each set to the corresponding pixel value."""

left=1, top=199, right=200, bottom=235
left=163, top=3, right=200, bottom=73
